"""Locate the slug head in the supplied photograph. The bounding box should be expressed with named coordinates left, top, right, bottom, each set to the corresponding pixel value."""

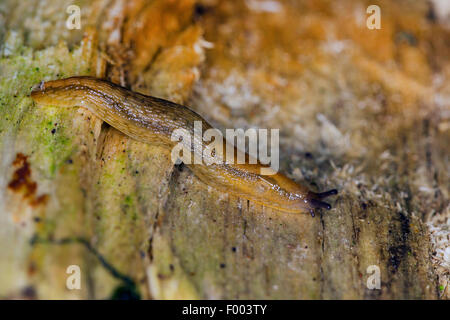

left=30, top=77, right=100, bottom=107
left=305, top=189, right=338, bottom=217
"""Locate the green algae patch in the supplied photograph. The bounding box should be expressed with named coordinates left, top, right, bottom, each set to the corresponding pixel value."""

left=0, top=33, right=92, bottom=179
left=0, top=30, right=104, bottom=299
left=28, top=108, right=75, bottom=177
left=122, top=194, right=139, bottom=221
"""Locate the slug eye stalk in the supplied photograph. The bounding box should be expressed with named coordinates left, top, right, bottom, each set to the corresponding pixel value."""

left=306, top=189, right=338, bottom=217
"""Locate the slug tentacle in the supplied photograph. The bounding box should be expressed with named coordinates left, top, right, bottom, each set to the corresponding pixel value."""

left=305, top=189, right=338, bottom=216
left=30, top=76, right=337, bottom=216
left=311, top=189, right=338, bottom=199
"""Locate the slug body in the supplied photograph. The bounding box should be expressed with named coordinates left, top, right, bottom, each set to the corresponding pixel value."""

left=31, top=76, right=336, bottom=216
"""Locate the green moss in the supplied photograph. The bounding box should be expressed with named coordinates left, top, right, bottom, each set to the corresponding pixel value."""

left=122, top=194, right=138, bottom=221
left=30, top=110, right=75, bottom=177
left=0, top=33, right=91, bottom=177
left=124, top=195, right=133, bottom=206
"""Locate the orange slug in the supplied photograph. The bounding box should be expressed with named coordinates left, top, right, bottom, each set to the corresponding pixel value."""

left=30, top=76, right=337, bottom=216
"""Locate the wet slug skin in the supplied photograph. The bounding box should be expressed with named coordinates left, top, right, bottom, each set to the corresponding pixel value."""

left=31, top=76, right=337, bottom=216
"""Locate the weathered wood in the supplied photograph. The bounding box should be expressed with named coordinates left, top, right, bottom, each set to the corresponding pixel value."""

left=0, top=0, right=448, bottom=299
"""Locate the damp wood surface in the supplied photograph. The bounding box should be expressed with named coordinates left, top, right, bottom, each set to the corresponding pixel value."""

left=0, top=0, right=449, bottom=299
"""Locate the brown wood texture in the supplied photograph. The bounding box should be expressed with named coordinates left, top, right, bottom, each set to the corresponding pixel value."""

left=0, top=0, right=448, bottom=299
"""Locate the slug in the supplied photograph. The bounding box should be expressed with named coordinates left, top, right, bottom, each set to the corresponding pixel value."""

left=30, top=76, right=337, bottom=216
